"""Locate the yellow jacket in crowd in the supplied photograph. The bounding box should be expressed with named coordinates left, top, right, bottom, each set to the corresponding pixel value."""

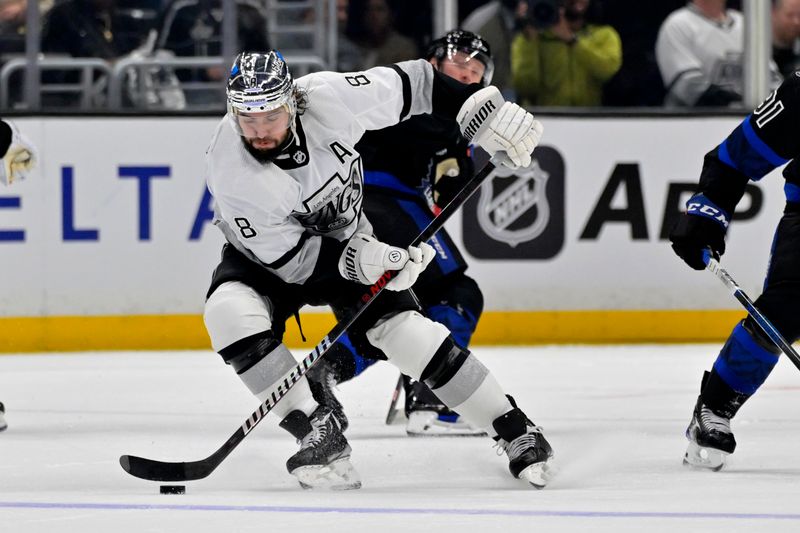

left=511, top=24, right=622, bottom=107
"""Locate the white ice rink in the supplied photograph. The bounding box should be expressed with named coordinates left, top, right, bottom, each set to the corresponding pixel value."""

left=2, top=345, right=800, bottom=533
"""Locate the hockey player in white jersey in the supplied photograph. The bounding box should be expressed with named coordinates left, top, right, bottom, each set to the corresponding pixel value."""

left=203, top=50, right=551, bottom=489
left=0, top=118, right=37, bottom=432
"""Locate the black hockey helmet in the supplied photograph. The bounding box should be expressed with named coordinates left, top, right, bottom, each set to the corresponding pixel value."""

left=425, top=30, right=494, bottom=86
left=226, top=51, right=298, bottom=137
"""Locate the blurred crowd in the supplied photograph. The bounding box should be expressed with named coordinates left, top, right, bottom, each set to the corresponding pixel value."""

left=1, top=0, right=799, bottom=110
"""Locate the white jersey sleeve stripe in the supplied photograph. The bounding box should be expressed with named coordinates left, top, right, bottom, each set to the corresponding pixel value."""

left=387, top=64, right=413, bottom=121
left=391, top=59, right=434, bottom=120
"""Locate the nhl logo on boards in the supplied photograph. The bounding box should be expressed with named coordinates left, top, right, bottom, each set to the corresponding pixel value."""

left=463, top=146, right=565, bottom=260
left=477, top=159, right=550, bottom=247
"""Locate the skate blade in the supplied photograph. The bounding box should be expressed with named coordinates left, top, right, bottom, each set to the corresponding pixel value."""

left=518, top=460, right=555, bottom=489
left=293, top=457, right=362, bottom=490
left=406, top=412, right=487, bottom=437
left=683, top=441, right=728, bottom=471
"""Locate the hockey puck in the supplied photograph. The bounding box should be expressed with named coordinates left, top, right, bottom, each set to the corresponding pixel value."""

left=159, top=485, right=186, bottom=495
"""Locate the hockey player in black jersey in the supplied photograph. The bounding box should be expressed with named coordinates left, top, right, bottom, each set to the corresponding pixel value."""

left=1, top=119, right=35, bottom=187
left=306, top=30, right=494, bottom=437
left=203, top=50, right=553, bottom=489
left=669, top=73, right=800, bottom=470
left=0, top=118, right=36, bottom=432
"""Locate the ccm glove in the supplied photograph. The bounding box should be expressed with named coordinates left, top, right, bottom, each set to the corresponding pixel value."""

left=669, top=193, right=730, bottom=270
left=457, top=86, right=543, bottom=169
left=338, top=233, right=436, bottom=291
left=0, top=121, right=36, bottom=186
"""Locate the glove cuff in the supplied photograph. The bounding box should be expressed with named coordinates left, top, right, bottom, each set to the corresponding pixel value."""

left=339, top=236, right=369, bottom=284
left=686, top=193, right=731, bottom=230
left=456, top=86, right=505, bottom=143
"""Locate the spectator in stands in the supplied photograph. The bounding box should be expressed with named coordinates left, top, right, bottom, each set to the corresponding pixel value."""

left=0, top=0, right=26, bottom=37
left=772, top=0, right=800, bottom=78
left=334, top=0, right=364, bottom=71
left=157, top=0, right=269, bottom=104
left=39, top=0, right=147, bottom=107
left=115, top=0, right=162, bottom=49
left=600, top=0, right=687, bottom=106
left=656, top=0, right=781, bottom=107
left=41, top=0, right=141, bottom=59
left=287, top=0, right=363, bottom=72
left=158, top=0, right=269, bottom=75
left=511, top=0, right=622, bottom=107
left=346, top=0, right=417, bottom=69
left=461, top=0, right=522, bottom=99
left=1, top=1, right=53, bottom=59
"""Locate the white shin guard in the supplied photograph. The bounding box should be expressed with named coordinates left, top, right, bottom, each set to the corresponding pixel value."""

left=446, top=372, right=513, bottom=433
left=204, top=281, right=274, bottom=353
left=366, top=310, right=451, bottom=379
left=240, top=342, right=317, bottom=420
left=204, top=280, right=316, bottom=420
left=367, top=310, right=513, bottom=432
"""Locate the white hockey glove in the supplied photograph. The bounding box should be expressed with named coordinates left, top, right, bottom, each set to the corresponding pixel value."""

left=457, top=86, right=543, bottom=169
left=338, top=233, right=436, bottom=292
left=1, top=121, right=37, bottom=186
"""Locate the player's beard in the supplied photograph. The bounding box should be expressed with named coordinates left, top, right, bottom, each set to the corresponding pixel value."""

left=241, top=134, right=292, bottom=163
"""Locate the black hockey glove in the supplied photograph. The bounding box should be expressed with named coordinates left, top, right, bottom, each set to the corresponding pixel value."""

left=432, top=153, right=474, bottom=208
left=669, top=193, right=730, bottom=270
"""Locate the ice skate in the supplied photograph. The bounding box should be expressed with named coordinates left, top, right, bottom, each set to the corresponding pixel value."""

left=306, top=360, right=348, bottom=432
left=492, top=403, right=554, bottom=489
left=280, top=406, right=361, bottom=490
left=0, top=402, right=6, bottom=432
left=404, top=376, right=486, bottom=437
left=683, top=396, right=736, bottom=471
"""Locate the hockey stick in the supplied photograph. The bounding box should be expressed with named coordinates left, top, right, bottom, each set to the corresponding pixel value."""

left=384, top=374, right=405, bottom=425
left=119, top=156, right=500, bottom=482
left=704, top=250, right=800, bottom=371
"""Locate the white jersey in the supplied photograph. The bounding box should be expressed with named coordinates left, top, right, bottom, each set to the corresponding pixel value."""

left=206, top=59, right=437, bottom=284
left=656, top=5, right=781, bottom=106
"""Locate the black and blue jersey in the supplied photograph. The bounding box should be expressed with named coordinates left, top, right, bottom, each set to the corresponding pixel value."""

left=701, top=73, right=800, bottom=212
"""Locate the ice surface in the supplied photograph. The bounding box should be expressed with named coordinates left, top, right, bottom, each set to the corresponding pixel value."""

left=2, top=345, right=800, bottom=533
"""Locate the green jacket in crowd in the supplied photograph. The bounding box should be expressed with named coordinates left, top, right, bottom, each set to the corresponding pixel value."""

left=511, top=24, right=622, bottom=107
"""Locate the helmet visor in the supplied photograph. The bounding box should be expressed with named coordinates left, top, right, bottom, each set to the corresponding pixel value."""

left=441, top=46, right=494, bottom=86
left=228, top=105, right=292, bottom=138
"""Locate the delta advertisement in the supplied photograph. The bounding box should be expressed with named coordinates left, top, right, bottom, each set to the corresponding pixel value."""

left=0, top=115, right=785, bottom=349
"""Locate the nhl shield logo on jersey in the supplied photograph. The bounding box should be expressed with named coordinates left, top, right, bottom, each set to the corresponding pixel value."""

left=463, top=146, right=565, bottom=259
left=293, top=151, right=307, bottom=164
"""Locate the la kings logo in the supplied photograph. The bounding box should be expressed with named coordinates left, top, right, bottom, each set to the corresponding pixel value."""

left=294, top=142, right=363, bottom=233
left=463, top=146, right=564, bottom=259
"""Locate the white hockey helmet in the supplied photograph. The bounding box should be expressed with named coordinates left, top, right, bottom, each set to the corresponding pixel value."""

left=226, top=51, right=298, bottom=137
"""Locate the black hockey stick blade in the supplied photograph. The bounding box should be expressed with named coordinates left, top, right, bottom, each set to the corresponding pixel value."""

left=121, top=455, right=208, bottom=482
left=120, top=156, right=500, bottom=482
left=384, top=374, right=405, bottom=425
left=704, top=251, right=800, bottom=371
